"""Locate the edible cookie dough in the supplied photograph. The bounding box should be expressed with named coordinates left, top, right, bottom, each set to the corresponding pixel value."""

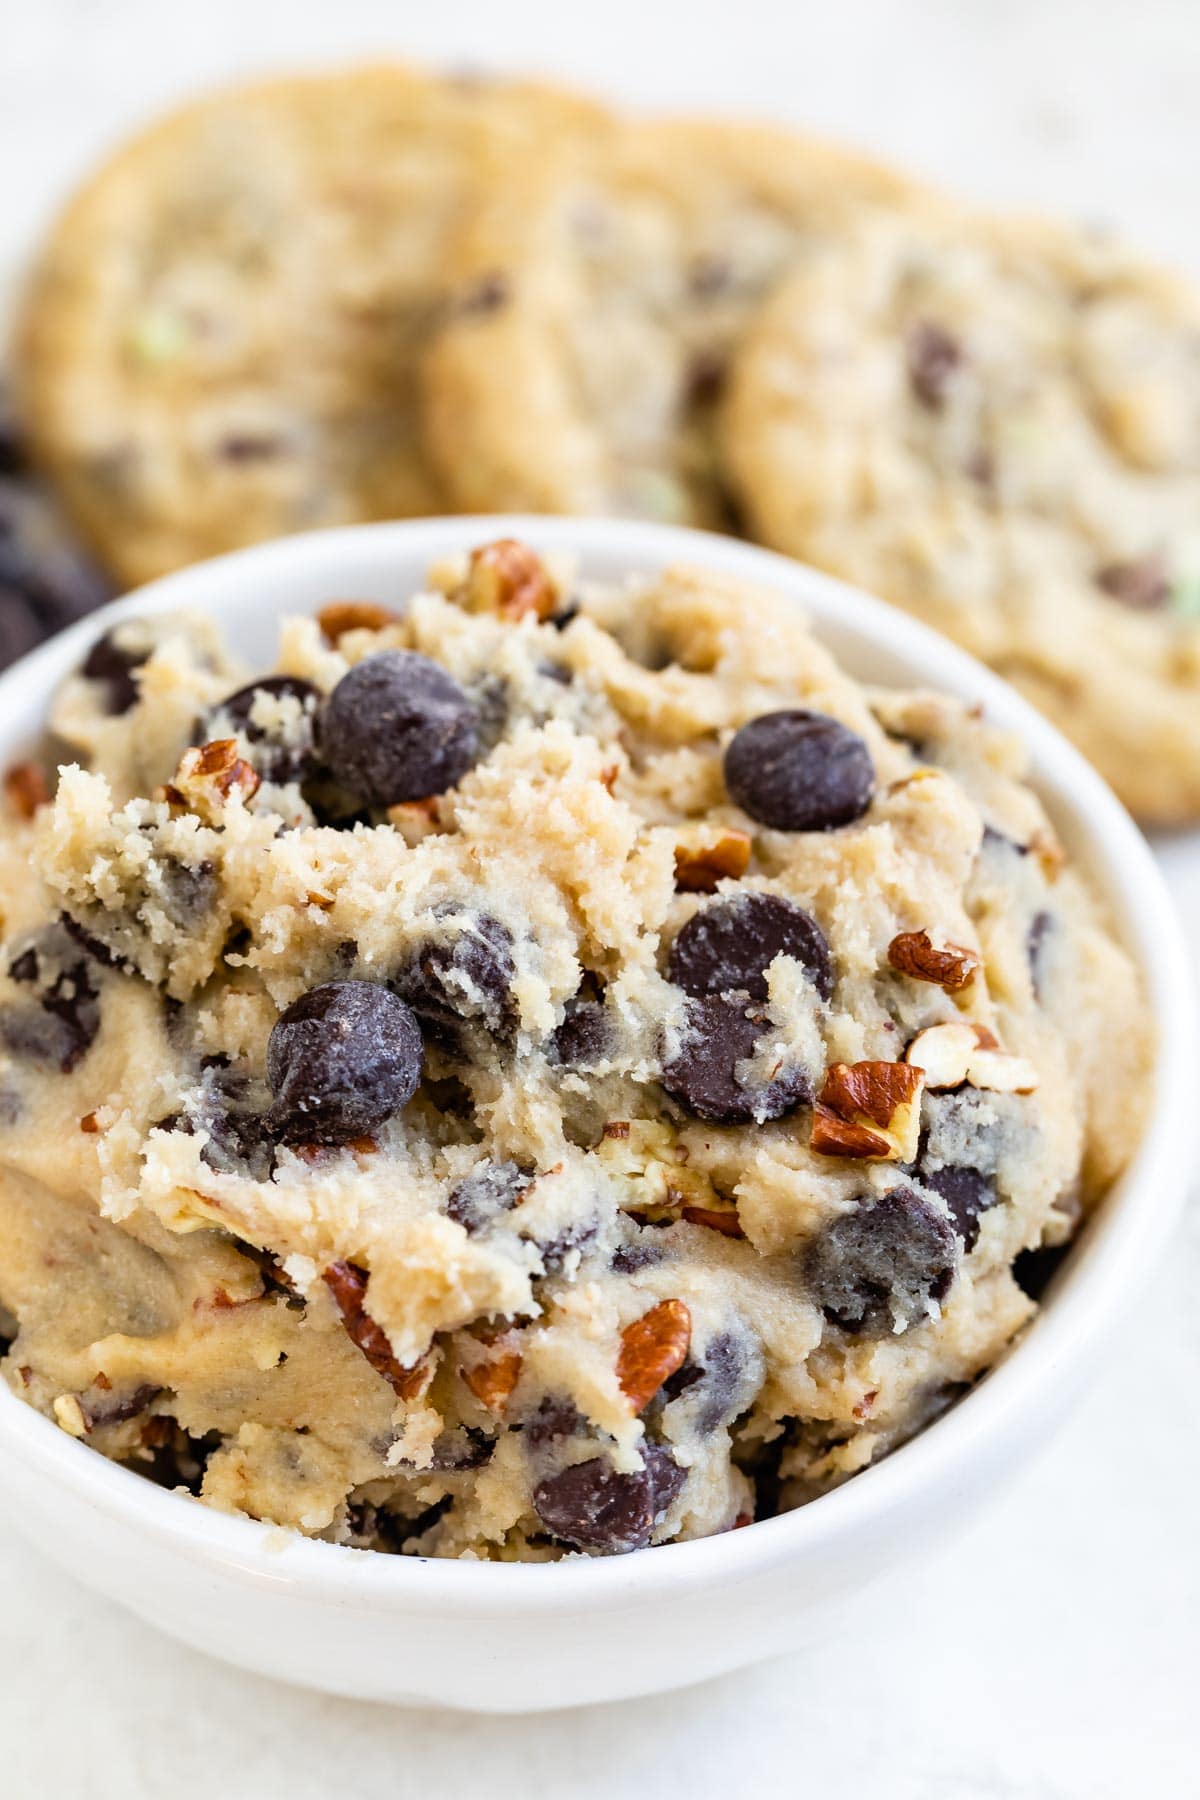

left=0, top=539, right=1150, bottom=1557
left=721, top=213, right=1200, bottom=824
left=17, top=67, right=605, bottom=588
left=422, top=120, right=926, bottom=529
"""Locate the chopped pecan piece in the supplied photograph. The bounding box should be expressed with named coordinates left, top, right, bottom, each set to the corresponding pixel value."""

left=169, top=738, right=260, bottom=817
left=322, top=1260, right=429, bottom=1399
left=463, top=538, right=557, bottom=621
left=887, top=929, right=980, bottom=992
left=673, top=825, right=752, bottom=893
left=905, top=1022, right=1037, bottom=1094
left=3, top=761, right=49, bottom=820
left=679, top=1203, right=745, bottom=1238
left=811, top=1060, right=925, bottom=1162
left=462, top=1347, right=523, bottom=1414
left=316, top=600, right=400, bottom=643
left=617, top=1298, right=692, bottom=1412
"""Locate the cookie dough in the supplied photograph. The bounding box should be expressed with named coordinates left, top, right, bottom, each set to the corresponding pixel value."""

left=421, top=120, right=927, bottom=528
left=721, top=213, right=1200, bottom=824
left=17, top=68, right=605, bottom=587
left=0, top=539, right=1150, bottom=1557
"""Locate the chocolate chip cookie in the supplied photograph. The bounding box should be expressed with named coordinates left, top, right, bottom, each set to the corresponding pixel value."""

left=421, top=120, right=927, bottom=528
left=17, top=67, right=604, bottom=587
left=0, top=539, right=1149, bottom=1555
left=721, top=213, right=1200, bottom=824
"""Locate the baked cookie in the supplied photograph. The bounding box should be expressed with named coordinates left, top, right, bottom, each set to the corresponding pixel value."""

left=0, top=537, right=1149, bottom=1556
left=17, top=68, right=604, bottom=587
left=421, top=120, right=928, bottom=528
left=721, top=214, right=1200, bottom=824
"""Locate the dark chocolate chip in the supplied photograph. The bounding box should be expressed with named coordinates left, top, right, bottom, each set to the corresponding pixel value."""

left=724, top=710, right=875, bottom=832
left=457, top=272, right=509, bottom=316
left=0, top=999, right=97, bottom=1073
left=0, top=923, right=101, bottom=1072
left=1012, top=1242, right=1070, bottom=1301
left=550, top=995, right=613, bottom=1069
left=1026, top=909, right=1054, bottom=1002
left=1095, top=553, right=1171, bottom=611
left=445, top=1159, right=533, bottom=1234
left=668, top=1327, right=763, bottom=1434
left=685, top=349, right=729, bottom=406
left=79, top=1382, right=162, bottom=1431
left=532, top=1444, right=685, bottom=1554
left=531, top=1216, right=599, bottom=1276
left=205, top=675, right=323, bottom=784
left=668, top=892, right=833, bottom=1003
left=157, top=858, right=217, bottom=930
left=522, top=1396, right=585, bottom=1446
left=921, top=1163, right=996, bottom=1252
left=320, top=650, right=479, bottom=807
left=611, top=1238, right=668, bottom=1274
left=426, top=1425, right=495, bottom=1472
left=804, top=1186, right=958, bottom=1335
left=266, top=981, right=423, bottom=1146
left=661, top=993, right=810, bottom=1125
left=395, top=912, right=516, bottom=1053
left=80, top=630, right=147, bottom=715
left=906, top=320, right=964, bottom=409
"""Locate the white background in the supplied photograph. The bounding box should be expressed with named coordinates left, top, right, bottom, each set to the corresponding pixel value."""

left=3, top=2, right=1199, bottom=1794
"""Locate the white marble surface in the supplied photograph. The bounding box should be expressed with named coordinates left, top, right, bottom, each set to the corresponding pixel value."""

left=2, top=2, right=1198, bottom=1794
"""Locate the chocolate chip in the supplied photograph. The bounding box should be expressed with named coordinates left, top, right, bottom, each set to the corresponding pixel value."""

left=185, top=1063, right=277, bottom=1180
left=1095, top=553, right=1171, bottom=611
left=921, top=1163, right=996, bottom=1252
left=0, top=922, right=101, bottom=1072
left=445, top=1159, right=533, bottom=1234
left=685, top=349, right=729, bottom=406
left=724, top=711, right=875, bottom=832
left=267, top=981, right=423, bottom=1145
left=320, top=651, right=479, bottom=808
left=522, top=1396, right=584, bottom=1446
left=216, top=432, right=287, bottom=463
left=1027, top=909, right=1054, bottom=1002
left=1012, top=1242, right=1069, bottom=1301
left=80, top=630, right=146, bottom=715
left=611, top=1239, right=668, bottom=1274
left=661, top=993, right=811, bottom=1124
left=668, top=893, right=833, bottom=1003
left=158, top=858, right=217, bottom=929
left=673, top=1327, right=764, bottom=1434
left=205, top=675, right=322, bottom=784
left=532, top=1444, right=685, bottom=1554
left=457, top=272, right=509, bottom=316
left=395, top=912, right=516, bottom=1053
left=79, top=1382, right=162, bottom=1431
left=804, top=1186, right=958, bottom=1335
left=0, top=1000, right=97, bottom=1073
left=906, top=320, right=964, bottom=409
left=426, top=1425, right=495, bottom=1471
left=531, top=1217, right=599, bottom=1275
left=550, top=995, right=613, bottom=1068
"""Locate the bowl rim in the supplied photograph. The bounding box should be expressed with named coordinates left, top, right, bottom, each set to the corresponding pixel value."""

left=0, top=513, right=1192, bottom=1613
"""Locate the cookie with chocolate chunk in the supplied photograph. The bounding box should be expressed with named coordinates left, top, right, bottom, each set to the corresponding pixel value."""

left=721, top=211, right=1200, bottom=823
left=422, top=118, right=926, bottom=528
left=18, top=66, right=605, bottom=586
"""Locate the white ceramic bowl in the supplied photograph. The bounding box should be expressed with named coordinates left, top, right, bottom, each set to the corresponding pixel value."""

left=0, top=518, right=1192, bottom=1712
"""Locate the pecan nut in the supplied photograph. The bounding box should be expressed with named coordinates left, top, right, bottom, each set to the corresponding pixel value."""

left=3, top=761, right=50, bottom=820
left=811, top=1060, right=925, bottom=1161
left=617, top=1298, right=692, bottom=1412
left=322, top=1260, right=430, bottom=1400
left=673, top=825, right=752, bottom=894
left=317, top=600, right=400, bottom=643
left=463, top=538, right=557, bottom=621
left=462, top=1347, right=523, bottom=1414
left=167, top=738, right=260, bottom=817
left=887, top=929, right=980, bottom=992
